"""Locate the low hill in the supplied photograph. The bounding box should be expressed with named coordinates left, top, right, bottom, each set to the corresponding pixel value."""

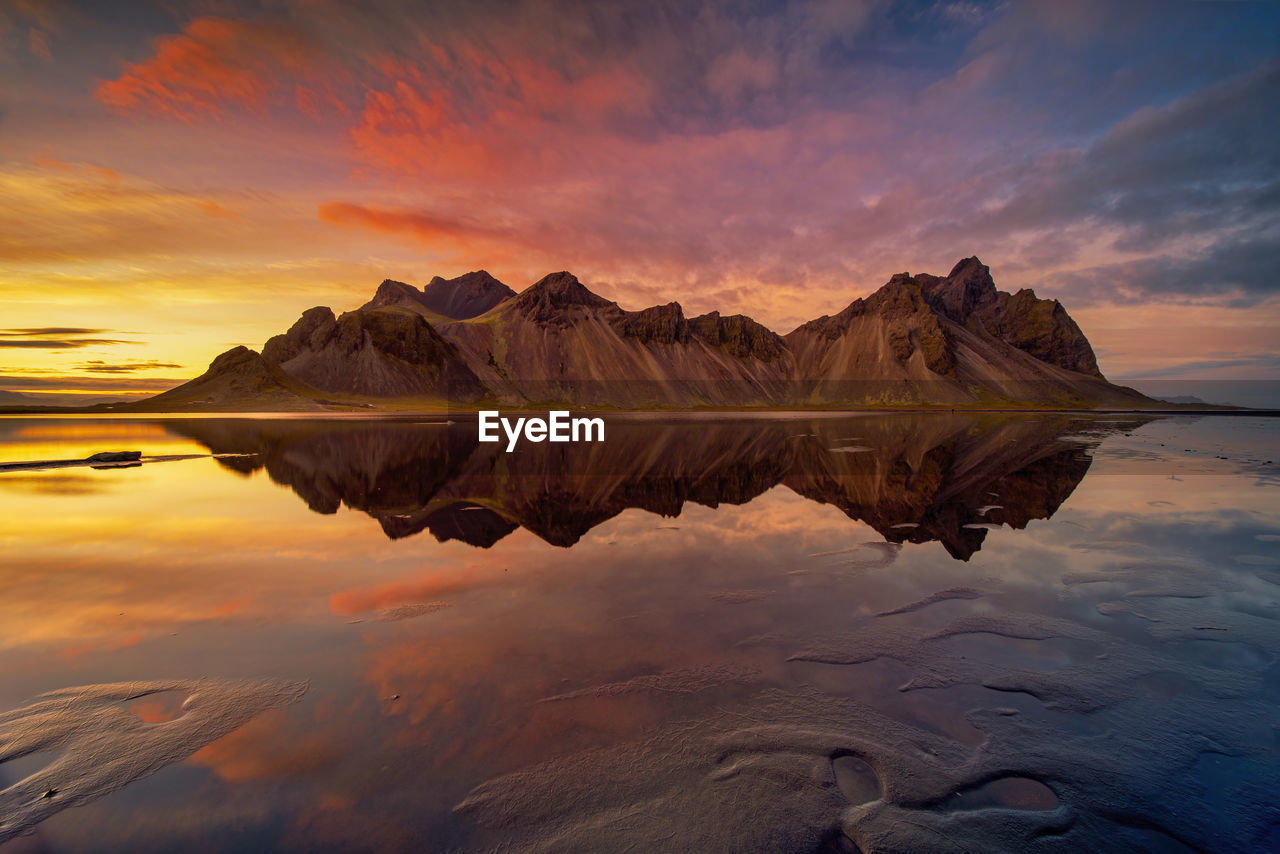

left=140, top=347, right=341, bottom=411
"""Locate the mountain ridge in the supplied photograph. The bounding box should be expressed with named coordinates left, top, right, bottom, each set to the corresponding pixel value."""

left=131, top=257, right=1158, bottom=411
left=362, top=270, right=516, bottom=320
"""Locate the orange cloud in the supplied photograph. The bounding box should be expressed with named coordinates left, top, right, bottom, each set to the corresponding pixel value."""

left=192, top=199, right=240, bottom=220
left=317, top=202, right=497, bottom=246
left=349, top=55, right=653, bottom=184
left=295, top=84, right=349, bottom=120
left=357, top=620, right=679, bottom=770
left=189, top=710, right=334, bottom=782
left=32, top=153, right=119, bottom=182
left=328, top=562, right=499, bottom=616
left=317, top=201, right=538, bottom=276
left=59, top=630, right=143, bottom=661
left=95, top=17, right=319, bottom=121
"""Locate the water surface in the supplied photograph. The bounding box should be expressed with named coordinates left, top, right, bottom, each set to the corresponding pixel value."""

left=0, top=413, right=1277, bottom=852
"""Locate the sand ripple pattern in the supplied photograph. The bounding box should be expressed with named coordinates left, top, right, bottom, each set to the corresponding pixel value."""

left=460, top=567, right=1280, bottom=852
left=0, top=679, right=308, bottom=843
left=538, top=664, right=760, bottom=703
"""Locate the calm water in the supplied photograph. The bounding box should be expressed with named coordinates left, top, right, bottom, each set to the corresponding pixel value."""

left=0, top=413, right=1277, bottom=853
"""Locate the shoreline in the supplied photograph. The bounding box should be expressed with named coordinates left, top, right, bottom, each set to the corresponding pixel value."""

left=1, top=406, right=1276, bottom=419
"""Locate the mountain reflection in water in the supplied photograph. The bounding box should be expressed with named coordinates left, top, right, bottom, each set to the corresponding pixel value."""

left=167, top=413, right=1130, bottom=559
left=0, top=413, right=1277, bottom=853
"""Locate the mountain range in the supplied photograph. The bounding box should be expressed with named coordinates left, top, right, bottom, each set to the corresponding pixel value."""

left=139, top=257, right=1154, bottom=410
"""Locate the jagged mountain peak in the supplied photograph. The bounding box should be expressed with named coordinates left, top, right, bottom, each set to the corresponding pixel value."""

left=513, top=271, right=617, bottom=321
left=365, top=279, right=427, bottom=313
left=948, top=255, right=988, bottom=279
left=979, top=286, right=1100, bottom=377
left=376, top=278, right=416, bottom=293
left=427, top=269, right=501, bottom=288
left=262, top=306, right=337, bottom=365
left=259, top=303, right=484, bottom=399
left=781, top=257, right=1117, bottom=399
left=368, top=279, right=422, bottom=307
left=421, top=271, right=515, bottom=319
left=919, top=257, right=998, bottom=322
left=525, top=270, right=604, bottom=299
left=866, top=273, right=928, bottom=307
left=363, top=272, right=514, bottom=320
left=688, top=311, right=788, bottom=361
left=611, top=301, right=688, bottom=344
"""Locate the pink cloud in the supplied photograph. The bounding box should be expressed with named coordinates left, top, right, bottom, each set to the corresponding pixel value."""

left=95, top=17, right=322, bottom=122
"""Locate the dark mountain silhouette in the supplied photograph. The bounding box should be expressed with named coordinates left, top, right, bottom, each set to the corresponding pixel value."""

left=135, top=257, right=1155, bottom=410
left=165, top=413, right=1146, bottom=559
left=362, top=271, right=516, bottom=320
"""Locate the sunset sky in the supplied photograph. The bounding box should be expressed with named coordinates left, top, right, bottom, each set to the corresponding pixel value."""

left=1, top=0, right=1278, bottom=400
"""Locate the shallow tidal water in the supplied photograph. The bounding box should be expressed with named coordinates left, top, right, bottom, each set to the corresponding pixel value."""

left=0, top=412, right=1277, bottom=853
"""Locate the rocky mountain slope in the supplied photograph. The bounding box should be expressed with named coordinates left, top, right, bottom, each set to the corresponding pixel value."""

left=137, top=257, right=1154, bottom=410
left=141, top=346, right=336, bottom=411
left=261, top=305, right=485, bottom=400
left=784, top=257, right=1136, bottom=407
left=435, top=271, right=796, bottom=406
